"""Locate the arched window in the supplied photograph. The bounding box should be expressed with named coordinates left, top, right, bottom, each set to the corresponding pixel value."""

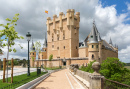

left=33, top=53, right=34, bottom=55
left=57, top=47, right=59, bottom=50
left=92, top=54, right=94, bottom=58
left=64, top=46, right=65, bottom=49
left=92, top=45, right=94, bottom=48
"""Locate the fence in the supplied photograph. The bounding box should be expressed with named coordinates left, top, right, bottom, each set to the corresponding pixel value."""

left=101, top=78, right=130, bottom=89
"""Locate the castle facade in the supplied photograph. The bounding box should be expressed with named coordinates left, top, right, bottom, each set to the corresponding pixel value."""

left=30, top=9, right=118, bottom=67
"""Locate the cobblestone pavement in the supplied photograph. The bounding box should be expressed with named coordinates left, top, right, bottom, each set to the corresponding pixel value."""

left=35, top=69, right=86, bottom=89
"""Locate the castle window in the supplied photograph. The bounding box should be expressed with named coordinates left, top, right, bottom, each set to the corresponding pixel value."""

left=96, top=45, right=98, bottom=48
left=76, top=46, right=77, bottom=49
left=52, top=34, right=54, bottom=42
left=92, top=45, right=94, bottom=48
left=92, top=54, right=94, bottom=58
left=63, top=34, right=65, bottom=40
left=57, top=35, right=59, bottom=41
left=33, top=53, right=34, bottom=55
left=63, top=31, right=65, bottom=40
left=57, top=47, right=59, bottom=50
left=91, top=36, right=93, bottom=38
left=52, top=45, right=54, bottom=48
left=45, top=49, right=46, bottom=51
left=64, top=46, right=65, bottom=49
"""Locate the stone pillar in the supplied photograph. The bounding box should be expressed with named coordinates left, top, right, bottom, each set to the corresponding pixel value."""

left=3, top=58, right=6, bottom=83
left=53, top=14, right=57, bottom=31
left=47, top=17, right=51, bottom=33
left=11, top=58, right=13, bottom=83
left=89, top=62, right=103, bottom=89
left=70, top=9, right=75, bottom=26
left=59, top=12, right=63, bottom=29
left=67, top=9, right=71, bottom=27
left=75, top=12, right=80, bottom=29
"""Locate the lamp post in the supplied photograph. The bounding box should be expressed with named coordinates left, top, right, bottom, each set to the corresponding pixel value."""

left=26, top=32, right=31, bottom=76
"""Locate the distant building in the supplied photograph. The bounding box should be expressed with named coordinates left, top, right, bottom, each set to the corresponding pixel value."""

left=30, top=9, right=118, bottom=67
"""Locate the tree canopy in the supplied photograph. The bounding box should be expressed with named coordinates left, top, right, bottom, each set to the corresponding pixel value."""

left=99, top=57, right=130, bottom=85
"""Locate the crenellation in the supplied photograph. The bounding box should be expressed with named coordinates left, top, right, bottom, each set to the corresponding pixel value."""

left=59, top=12, right=63, bottom=30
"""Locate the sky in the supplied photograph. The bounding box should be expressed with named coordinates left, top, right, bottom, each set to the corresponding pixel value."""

left=0, top=0, right=130, bottom=63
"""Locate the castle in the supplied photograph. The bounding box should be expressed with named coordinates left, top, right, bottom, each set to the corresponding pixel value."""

left=30, top=9, right=118, bottom=67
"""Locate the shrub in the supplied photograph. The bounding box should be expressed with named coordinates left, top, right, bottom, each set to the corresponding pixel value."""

left=79, top=60, right=96, bottom=73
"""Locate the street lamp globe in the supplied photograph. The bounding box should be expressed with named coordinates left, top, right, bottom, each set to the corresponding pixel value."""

left=26, top=32, right=31, bottom=41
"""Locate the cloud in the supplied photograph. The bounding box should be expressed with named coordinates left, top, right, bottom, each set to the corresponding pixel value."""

left=0, top=0, right=130, bottom=63
left=126, top=2, right=130, bottom=11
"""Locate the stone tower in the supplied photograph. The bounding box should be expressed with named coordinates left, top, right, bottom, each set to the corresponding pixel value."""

left=88, top=21, right=102, bottom=62
left=30, top=40, right=36, bottom=67
left=46, top=9, right=80, bottom=59
left=39, top=34, right=47, bottom=59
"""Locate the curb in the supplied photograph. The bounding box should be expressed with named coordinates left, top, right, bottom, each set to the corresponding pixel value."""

left=16, top=73, right=50, bottom=89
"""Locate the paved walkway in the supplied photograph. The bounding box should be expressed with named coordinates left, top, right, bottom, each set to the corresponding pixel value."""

left=35, top=69, right=86, bottom=89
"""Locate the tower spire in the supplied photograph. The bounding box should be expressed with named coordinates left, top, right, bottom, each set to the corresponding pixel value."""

left=43, top=33, right=47, bottom=48
left=109, top=37, right=112, bottom=45
left=89, top=20, right=98, bottom=43
left=30, top=37, right=35, bottom=51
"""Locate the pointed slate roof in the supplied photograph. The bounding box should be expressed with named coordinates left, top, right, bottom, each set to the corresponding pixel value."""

left=43, top=33, right=47, bottom=48
left=97, top=33, right=102, bottom=41
left=30, top=39, right=35, bottom=52
left=89, top=21, right=98, bottom=43
left=109, top=37, right=112, bottom=45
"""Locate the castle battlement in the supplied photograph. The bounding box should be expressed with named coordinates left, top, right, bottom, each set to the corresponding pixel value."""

left=46, top=9, right=80, bottom=33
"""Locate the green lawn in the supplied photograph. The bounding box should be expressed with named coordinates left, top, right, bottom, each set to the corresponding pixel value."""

left=124, top=66, right=130, bottom=70
left=0, top=71, right=47, bottom=89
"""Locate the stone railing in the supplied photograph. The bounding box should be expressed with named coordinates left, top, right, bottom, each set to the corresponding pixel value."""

left=69, top=62, right=104, bottom=89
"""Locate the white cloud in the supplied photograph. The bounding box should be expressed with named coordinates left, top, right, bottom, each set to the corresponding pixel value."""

left=126, top=2, right=130, bottom=11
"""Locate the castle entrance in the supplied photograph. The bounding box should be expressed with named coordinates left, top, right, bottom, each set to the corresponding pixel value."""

left=62, top=58, right=66, bottom=66
left=63, top=61, right=66, bottom=66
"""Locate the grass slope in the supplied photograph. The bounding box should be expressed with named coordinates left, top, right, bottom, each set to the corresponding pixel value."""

left=0, top=71, right=47, bottom=89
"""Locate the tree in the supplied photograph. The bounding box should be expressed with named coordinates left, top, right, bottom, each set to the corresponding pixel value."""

left=79, top=60, right=96, bottom=73
left=99, top=57, right=130, bottom=85
left=34, top=41, right=41, bottom=67
left=49, top=54, right=53, bottom=68
left=0, top=13, right=24, bottom=83
left=0, top=38, right=3, bottom=54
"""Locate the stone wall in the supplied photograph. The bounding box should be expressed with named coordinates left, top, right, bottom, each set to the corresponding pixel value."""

left=70, top=59, right=88, bottom=66
left=101, top=49, right=118, bottom=63
left=79, top=47, right=88, bottom=57
left=33, top=57, right=88, bottom=67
